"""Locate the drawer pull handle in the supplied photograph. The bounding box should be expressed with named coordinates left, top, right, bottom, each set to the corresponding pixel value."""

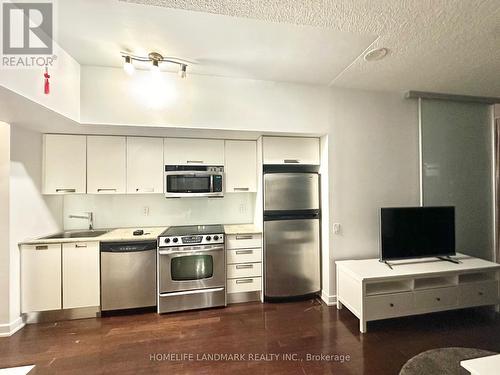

left=75, top=244, right=87, bottom=248
left=389, top=303, right=394, bottom=307
left=35, top=245, right=49, bottom=250
left=97, top=188, right=117, bottom=192
left=284, top=159, right=300, bottom=164
left=436, top=297, right=441, bottom=302
left=236, top=235, right=253, bottom=240
left=56, top=188, right=76, bottom=193
left=136, top=188, right=154, bottom=193
left=478, top=291, right=484, bottom=296
left=233, top=187, right=249, bottom=192
left=236, top=279, right=254, bottom=284
left=236, top=264, right=254, bottom=269
left=235, top=250, right=253, bottom=255
left=187, top=160, right=203, bottom=164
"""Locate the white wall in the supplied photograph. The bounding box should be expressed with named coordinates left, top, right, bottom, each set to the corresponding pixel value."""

left=327, top=88, right=420, bottom=293
left=0, top=42, right=81, bottom=122
left=0, top=122, right=11, bottom=333
left=9, top=126, right=62, bottom=324
left=80, top=66, right=330, bottom=133
left=63, top=193, right=256, bottom=230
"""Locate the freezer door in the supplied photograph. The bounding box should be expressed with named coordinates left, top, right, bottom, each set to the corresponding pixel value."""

left=264, top=173, right=319, bottom=211
left=264, top=218, right=320, bottom=298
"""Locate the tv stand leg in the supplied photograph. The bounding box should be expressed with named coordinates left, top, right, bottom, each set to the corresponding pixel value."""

left=379, top=260, right=393, bottom=270
left=495, top=304, right=499, bottom=314
left=360, top=319, right=367, bottom=333
left=437, top=256, right=460, bottom=264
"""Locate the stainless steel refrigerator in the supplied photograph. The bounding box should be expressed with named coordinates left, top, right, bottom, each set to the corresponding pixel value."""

left=263, top=168, right=321, bottom=299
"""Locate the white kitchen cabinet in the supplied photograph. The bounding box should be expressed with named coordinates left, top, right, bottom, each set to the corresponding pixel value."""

left=42, top=134, right=86, bottom=194
left=164, top=138, right=224, bottom=165
left=224, top=140, right=257, bottom=193
left=126, top=137, right=164, bottom=194
left=62, top=242, right=100, bottom=309
left=87, top=136, right=126, bottom=194
left=263, top=137, right=320, bottom=165
left=21, top=244, right=62, bottom=313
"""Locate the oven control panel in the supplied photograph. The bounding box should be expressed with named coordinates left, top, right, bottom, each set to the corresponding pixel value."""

left=158, top=234, right=224, bottom=248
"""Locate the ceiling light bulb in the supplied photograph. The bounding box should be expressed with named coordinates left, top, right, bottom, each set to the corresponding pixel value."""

left=123, top=56, right=135, bottom=75
left=364, top=47, right=389, bottom=62
left=179, top=64, right=187, bottom=79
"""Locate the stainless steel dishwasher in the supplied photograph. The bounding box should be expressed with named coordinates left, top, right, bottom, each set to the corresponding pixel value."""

left=100, top=240, right=157, bottom=311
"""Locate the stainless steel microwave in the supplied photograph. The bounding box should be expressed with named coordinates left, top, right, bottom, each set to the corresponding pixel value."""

left=164, top=165, right=224, bottom=198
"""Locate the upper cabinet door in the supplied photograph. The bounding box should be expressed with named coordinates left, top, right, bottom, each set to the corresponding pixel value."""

left=126, top=137, right=164, bottom=194
left=263, top=137, right=320, bottom=165
left=164, top=138, right=224, bottom=165
left=43, top=134, right=86, bottom=194
left=225, top=140, right=257, bottom=193
left=87, top=136, right=126, bottom=194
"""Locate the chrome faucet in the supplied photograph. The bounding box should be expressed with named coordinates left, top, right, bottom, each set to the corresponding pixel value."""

left=69, top=212, right=94, bottom=230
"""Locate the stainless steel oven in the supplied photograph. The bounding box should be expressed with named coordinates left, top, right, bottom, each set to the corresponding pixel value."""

left=157, top=225, right=226, bottom=313
left=164, top=165, right=224, bottom=198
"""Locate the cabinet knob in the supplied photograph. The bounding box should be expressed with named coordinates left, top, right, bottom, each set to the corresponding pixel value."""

left=436, top=297, right=441, bottom=302
left=478, top=291, right=484, bottom=296
left=389, top=303, right=394, bottom=307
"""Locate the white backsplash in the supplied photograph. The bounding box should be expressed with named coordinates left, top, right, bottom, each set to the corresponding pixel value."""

left=62, top=193, right=256, bottom=230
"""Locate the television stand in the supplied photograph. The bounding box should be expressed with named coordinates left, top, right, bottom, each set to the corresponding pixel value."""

left=336, top=253, right=500, bottom=333
left=437, top=256, right=461, bottom=264
left=379, top=260, right=393, bottom=270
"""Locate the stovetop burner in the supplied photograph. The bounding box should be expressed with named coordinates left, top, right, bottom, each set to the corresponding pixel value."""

left=161, top=225, right=224, bottom=237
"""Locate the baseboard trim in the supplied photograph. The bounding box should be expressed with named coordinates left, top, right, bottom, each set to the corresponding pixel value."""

left=320, top=291, right=337, bottom=306
left=0, top=316, right=25, bottom=337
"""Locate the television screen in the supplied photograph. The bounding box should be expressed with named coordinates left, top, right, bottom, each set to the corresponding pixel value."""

left=380, top=206, right=455, bottom=261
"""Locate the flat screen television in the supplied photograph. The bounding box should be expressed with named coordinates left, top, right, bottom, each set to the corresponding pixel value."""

left=380, top=206, right=455, bottom=261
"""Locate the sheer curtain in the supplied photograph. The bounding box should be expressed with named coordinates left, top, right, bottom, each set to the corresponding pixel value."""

left=420, top=99, right=494, bottom=261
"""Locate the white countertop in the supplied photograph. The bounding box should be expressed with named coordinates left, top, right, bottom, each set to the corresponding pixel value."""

left=224, top=224, right=262, bottom=235
left=20, top=226, right=167, bottom=245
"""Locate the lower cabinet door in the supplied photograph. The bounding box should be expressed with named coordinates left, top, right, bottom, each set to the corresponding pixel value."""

left=459, top=281, right=499, bottom=308
left=62, top=242, right=100, bottom=309
left=21, top=244, right=62, bottom=313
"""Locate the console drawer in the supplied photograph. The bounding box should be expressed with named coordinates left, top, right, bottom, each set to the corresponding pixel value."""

left=227, top=277, right=262, bottom=293
left=459, top=281, right=499, bottom=308
left=226, top=234, right=262, bottom=250
left=226, top=248, right=262, bottom=264
left=365, top=292, right=414, bottom=320
left=414, top=287, right=458, bottom=311
left=227, top=263, right=262, bottom=279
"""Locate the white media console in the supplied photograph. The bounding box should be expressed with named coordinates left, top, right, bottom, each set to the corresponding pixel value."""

left=336, top=254, right=500, bottom=333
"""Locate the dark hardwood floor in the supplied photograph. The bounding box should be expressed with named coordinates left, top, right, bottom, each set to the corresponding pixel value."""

left=1, top=299, right=500, bottom=375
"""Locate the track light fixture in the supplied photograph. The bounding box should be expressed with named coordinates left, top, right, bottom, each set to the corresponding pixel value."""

left=121, top=51, right=191, bottom=78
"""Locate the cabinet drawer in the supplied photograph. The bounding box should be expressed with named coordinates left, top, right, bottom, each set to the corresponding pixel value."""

left=226, top=234, right=262, bottom=249
left=226, top=248, right=262, bottom=264
left=414, top=287, right=458, bottom=311
left=365, top=292, right=414, bottom=320
left=227, top=277, right=262, bottom=293
left=459, top=281, right=499, bottom=308
left=227, top=263, right=262, bottom=279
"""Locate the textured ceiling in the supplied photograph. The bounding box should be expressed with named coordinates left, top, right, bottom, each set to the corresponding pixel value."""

left=121, top=0, right=500, bottom=96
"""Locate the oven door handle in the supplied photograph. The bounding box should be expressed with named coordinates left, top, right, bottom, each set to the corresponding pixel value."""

left=158, top=246, right=224, bottom=255
left=159, top=287, right=224, bottom=297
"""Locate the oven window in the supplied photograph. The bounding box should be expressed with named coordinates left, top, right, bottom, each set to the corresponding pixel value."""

left=167, top=175, right=211, bottom=193
left=171, top=255, right=213, bottom=281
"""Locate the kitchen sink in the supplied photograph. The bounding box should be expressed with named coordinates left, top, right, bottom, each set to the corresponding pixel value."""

left=42, top=229, right=110, bottom=239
